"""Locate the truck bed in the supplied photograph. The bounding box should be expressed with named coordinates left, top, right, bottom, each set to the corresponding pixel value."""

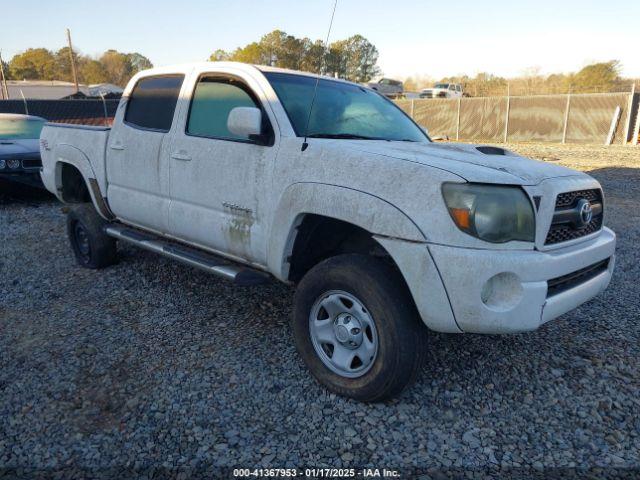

left=40, top=123, right=111, bottom=198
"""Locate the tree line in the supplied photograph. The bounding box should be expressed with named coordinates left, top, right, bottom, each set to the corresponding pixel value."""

left=2, top=30, right=381, bottom=87
left=210, top=30, right=381, bottom=83
left=1, top=48, right=153, bottom=86
left=405, top=61, right=636, bottom=96
left=3, top=37, right=636, bottom=97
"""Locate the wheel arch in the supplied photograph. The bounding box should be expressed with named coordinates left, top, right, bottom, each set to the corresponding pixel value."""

left=53, top=145, right=113, bottom=220
left=267, top=182, right=426, bottom=282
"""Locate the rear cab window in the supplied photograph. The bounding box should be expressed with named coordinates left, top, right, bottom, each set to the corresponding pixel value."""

left=124, top=75, right=184, bottom=132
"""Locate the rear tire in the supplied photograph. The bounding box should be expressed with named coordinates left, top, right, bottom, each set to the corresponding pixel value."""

left=293, top=254, right=427, bottom=402
left=67, top=203, right=117, bottom=269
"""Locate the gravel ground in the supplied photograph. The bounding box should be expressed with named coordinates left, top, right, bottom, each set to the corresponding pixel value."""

left=1, top=144, right=639, bottom=478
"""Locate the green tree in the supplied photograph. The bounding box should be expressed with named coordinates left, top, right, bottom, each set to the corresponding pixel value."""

left=79, top=59, right=108, bottom=84
left=258, top=30, right=294, bottom=67
left=474, top=72, right=507, bottom=96
left=209, top=49, right=229, bottom=62
left=0, top=58, right=10, bottom=81
left=229, top=42, right=267, bottom=65
left=9, top=48, right=57, bottom=80
left=326, top=42, right=347, bottom=78
left=328, top=35, right=379, bottom=82
left=53, top=46, right=81, bottom=83
left=572, top=60, right=621, bottom=93
left=545, top=73, right=571, bottom=94
left=212, top=31, right=380, bottom=81
left=279, top=33, right=306, bottom=69
left=299, top=39, right=325, bottom=73
left=99, top=50, right=133, bottom=86
left=127, top=52, right=153, bottom=74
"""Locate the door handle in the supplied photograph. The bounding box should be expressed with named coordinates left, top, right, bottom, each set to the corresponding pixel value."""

left=171, top=152, right=192, bottom=161
left=110, top=142, right=125, bottom=150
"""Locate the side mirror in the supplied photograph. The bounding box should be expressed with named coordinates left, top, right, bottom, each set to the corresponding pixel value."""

left=227, top=107, right=263, bottom=140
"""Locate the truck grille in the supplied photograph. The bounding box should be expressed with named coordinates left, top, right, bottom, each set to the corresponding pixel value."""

left=545, top=189, right=603, bottom=245
left=547, top=258, right=610, bottom=297
left=555, top=189, right=601, bottom=208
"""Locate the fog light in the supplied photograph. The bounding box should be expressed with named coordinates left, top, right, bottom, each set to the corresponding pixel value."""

left=481, top=272, right=523, bottom=311
left=7, top=159, right=20, bottom=169
left=0, top=159, right=5, bottom=170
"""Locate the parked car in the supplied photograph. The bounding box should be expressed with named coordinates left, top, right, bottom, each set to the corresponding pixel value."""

left=0, top=113, right=46, bottom=188
left=40, top=62, right=616, bottom=401
left=366, top=77, right=404, bottom=98
left=420, top=83, right=464, bottom=98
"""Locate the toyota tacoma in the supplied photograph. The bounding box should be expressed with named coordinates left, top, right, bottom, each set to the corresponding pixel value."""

left=39, top=63, right=616, bottom=401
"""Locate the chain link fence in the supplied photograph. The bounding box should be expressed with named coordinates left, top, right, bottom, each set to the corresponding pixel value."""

left=0, top=99, right=119, bottom=126
left=1, top=96, right=637, bottom=145
left=397, top=92, right=639, bottom=145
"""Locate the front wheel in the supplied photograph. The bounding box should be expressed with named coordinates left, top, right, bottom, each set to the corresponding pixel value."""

left=292, top=254, right=426, bottom=402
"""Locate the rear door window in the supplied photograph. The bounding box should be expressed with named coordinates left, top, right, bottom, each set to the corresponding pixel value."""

left=124, top=75, right=184, bottom=132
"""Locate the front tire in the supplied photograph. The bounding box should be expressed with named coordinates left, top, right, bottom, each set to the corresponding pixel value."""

left=67, top=203, right=117, bottom=269
left=293, top=254, right=426, bottom=402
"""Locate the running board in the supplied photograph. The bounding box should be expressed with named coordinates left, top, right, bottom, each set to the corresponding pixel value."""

left=104, top=225, right=270, bottom=286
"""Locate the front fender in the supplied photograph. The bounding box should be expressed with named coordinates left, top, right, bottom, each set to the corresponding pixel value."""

left=267, top=182, right=426, bottom=280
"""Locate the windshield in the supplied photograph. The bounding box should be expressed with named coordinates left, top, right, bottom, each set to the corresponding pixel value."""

left=0, top=118, right=45, bottom=140
left=264, top=72, right=428, bottom=142
left=434, top=83, right=450, bottom=89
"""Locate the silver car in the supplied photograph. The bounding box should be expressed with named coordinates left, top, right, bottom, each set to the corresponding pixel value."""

left=366, top=78, right=404, bottom=98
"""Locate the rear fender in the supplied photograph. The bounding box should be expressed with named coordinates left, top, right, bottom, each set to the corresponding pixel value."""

left=53, top=144, right=113, bottom=220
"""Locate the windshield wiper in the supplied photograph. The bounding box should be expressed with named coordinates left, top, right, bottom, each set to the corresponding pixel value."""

left=307, top=133, right=384, bottom=140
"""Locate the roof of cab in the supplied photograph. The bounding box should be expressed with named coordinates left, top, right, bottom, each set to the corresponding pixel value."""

left=133, top=61, right=359, bottom=86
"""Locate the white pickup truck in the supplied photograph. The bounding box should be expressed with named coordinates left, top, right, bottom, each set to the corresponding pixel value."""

left=40, top=62, right=616, bottom=401
left=420, top=83, right=464, bottom=99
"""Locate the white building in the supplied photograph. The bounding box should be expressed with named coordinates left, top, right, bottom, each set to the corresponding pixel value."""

left=2, top=80, right=123, bottom=100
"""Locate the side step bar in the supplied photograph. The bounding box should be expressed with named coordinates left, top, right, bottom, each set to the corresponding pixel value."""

left=104, top=224, right=270, bottom=286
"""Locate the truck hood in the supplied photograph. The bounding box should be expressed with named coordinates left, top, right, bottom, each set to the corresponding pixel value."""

left=344, top=141, right=583, bottom=185
left=0, top=139, right=40, bottom=158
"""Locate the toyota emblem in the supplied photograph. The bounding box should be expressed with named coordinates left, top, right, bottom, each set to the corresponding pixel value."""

left=577, top=199, right=593, bottom=226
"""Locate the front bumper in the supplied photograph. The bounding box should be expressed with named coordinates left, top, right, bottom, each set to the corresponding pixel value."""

left=428, top=227, right=616, bottom=333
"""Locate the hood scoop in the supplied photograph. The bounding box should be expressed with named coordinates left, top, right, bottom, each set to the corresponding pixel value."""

left=476, top=146, right=508, bottom=156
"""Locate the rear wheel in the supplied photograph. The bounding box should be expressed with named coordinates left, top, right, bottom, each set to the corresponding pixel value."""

left=67, top=203, right=117, bottom=269
left=293, top=254, right=426, bottom=402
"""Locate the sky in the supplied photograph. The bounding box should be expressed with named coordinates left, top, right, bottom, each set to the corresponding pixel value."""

left=2, top=0, right=639, bottom=80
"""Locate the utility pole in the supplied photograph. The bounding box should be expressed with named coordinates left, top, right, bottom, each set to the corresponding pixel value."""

left=66, top=28, right=79, bottom=94
left=0, top=50, right=9, bottom=100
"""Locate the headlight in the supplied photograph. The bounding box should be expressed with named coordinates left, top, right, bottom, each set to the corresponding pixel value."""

left=0, top=159, right=5, bottom=170
left=442, top=183, right=535, bottom=243
left=7, top=159, right=20, bottom=170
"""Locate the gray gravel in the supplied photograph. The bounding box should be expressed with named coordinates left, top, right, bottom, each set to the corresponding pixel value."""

left=1, top=146, right=640, bottom=478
